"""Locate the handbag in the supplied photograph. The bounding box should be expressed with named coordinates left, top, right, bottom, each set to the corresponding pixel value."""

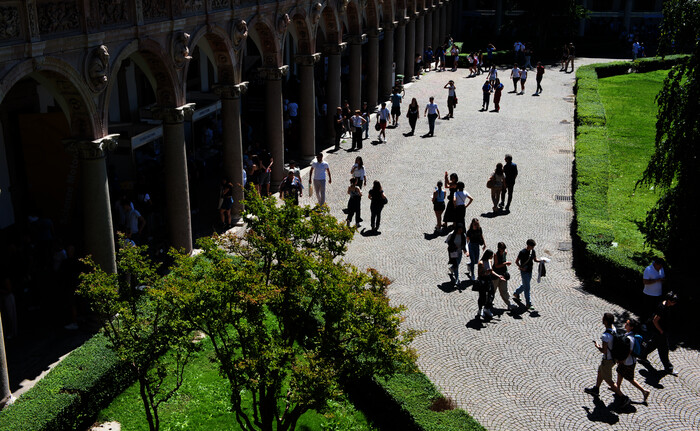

left=374, top=122, right=381, bottom=131
left=504, top=271, right=511, bottom=281
left=486, top=175, right=494, bottom=189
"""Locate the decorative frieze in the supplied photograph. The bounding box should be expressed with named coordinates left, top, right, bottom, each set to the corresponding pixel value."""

left=98, top=0, right=129, bottom=27
left=182, top=0, right=204, bottom=14
left=37, top=1, right=80, bottom=34
left=84, top=45, right=110, bottom=93
left=209, top=0, right=230, bottom=10
left=142, top=0, right=168, bottom=20
left=0, top=6, right=20, bottom=40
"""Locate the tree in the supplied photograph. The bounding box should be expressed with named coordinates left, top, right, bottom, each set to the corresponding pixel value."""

left=79, top=241, right=197, bottom=431
left=164, top=194, right=418, bottom=431
left=636, top=0, right=700, bottom=289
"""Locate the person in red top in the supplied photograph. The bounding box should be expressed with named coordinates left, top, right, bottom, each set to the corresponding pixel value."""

left=535, top=62, right=545, bottom=95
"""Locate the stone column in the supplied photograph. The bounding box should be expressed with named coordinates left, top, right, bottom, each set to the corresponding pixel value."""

left=395, top=20, right=406, bottom=76
left=495, top=0, right=503, bottom=35
left=348, top=35, right=366, bottom=111
left=432, top=5, right=440, bottom=49
left=325, top=43, right=346, bottom=144
left=440, top=2, right=447, bottom=41
left=152, top=104, right=196, bottom=253
left=425, top=10, right=433, bottom=49
left=215, top=83, right=248, bottom=219
left=259, top=66, right=289, bottom=187
left=416, top=14, right=425, bottom=64
left=624, top=0, right=634, bottom=34
left=381, top=23, right=396, bottom=100
left=65, top=135, right=119, bottom=273
left=295, top=54, right=321, bottom=162
left=405, top=18, right=416, bottom=80
left=0, top=316, right=13, bottom=408
left=366, top=29, right=380, bottom=108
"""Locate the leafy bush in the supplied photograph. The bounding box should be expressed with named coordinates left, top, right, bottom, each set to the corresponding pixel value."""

left=0, top=333, right=131, bottom=431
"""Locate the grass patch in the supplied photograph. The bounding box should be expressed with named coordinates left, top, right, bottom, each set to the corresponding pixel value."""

left=596, top=70, right=668, bottom=253
left=96, top=336, right=375, bottom=431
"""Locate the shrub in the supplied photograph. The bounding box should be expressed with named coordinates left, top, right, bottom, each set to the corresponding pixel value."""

left=0, top=333, right=131, bottom=431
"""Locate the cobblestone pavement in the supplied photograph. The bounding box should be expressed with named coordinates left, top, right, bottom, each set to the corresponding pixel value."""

left=299, top=58, right=700, bottom=430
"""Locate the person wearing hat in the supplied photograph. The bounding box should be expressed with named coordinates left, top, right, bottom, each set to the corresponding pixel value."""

left=350, top=109, right=367, bottom=151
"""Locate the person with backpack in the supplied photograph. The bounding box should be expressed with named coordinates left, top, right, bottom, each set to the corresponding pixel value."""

left=616, top=319, right=651, bottom=403
left=584, top=313, right=629, bottom=405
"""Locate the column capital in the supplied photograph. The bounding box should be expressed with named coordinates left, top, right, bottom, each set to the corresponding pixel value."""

left=367, top=28, right=382, bottom=38
left=348, top=34, right=368, bottom=44
left=381, top=20, right=398, bottom=30
left=64, top=134, right=120, bottom=160
left=398, top=17, right=409, bottom=25
left=323, top=42, right=348, bottom=55
left=295, top=53, right=322, bottom=66
left=258, top=65, right=289, bottom=80
left=214, top=82, right=249, bottom=99
left=151, top=103, right=197, bottom=124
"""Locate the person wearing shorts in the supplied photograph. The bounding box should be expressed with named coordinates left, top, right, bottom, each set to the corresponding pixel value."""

left=377, top=102, right=390, bottom=143
left=510, top=64, right=520, bottom=93
left=584, top=313, right=628, bottom=405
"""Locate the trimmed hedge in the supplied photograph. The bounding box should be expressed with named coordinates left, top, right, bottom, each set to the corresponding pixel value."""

left=349, top=372, right=484, bottom=431
left=0, top=333, right=132, bottom=431
left=573, top=55, right=687, bottom=293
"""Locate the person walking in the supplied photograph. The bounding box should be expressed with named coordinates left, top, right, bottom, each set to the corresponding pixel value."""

left=476, top=249, right=505, bottom=319
left=333, top=106, right=344, bottom=150
left=444, top=80, right=457, bottom=118
left=616, top=318, right=651, bottom=403
left=442, top=172, right=458, bottom=228
left=390, top=88, right=403, bottom=126
left=453, top=182, right=473, bottom=229
left=466, top=218, right=485, bottom=280
left=481, top=79, right=492, bottom=111
left=432, top=180, right=446, bottom=231
left=493, top=78, right=504, bottom=112
left=377, top=102, right=390, bottom=143
left=424, top=96, right=440, bottom=137
left=342, top=100, right=352, bottom=137
left=346, top=177, right=362, bottom=227
left=415, top=54, right=423, bottom=79
left=519, top=67, right=528, bottom=94
left=535, top=62, right=545, bottom=94
left=309, top=152, right=332, bottom=205
left=280, top=170, right=303, bottom=205
left=450, top=44, right=460, bottom=71
left=361, top=101, right=371, bottom=139
left=446, top=223, right=468, bottom=286
left=512, top=239, right=541, bottom=309
left=499, top=154, right=518, bottom=210
left=350, top=109, right=367, bottom=151
left=641, top=257, right=665, bottom=321
left=406, top=98, right=420, bottom=135
left=641, top=292, right=679, bottom=376
left=493, top=242, right=516, bottom=309
left=350, top=156, right=367, bottom=189
left=510, top=64, right=521, bottom=93
left=584, top=313, right=629, bottom=406
left=487, top=163, right=505, bottom=212
left=218, top=178, right=234, bottom=229
left=488, top=65, right=498, bottom=86
left=368, top=180, right=387, bottom=232
left=424, top=46, right=434, bottom=72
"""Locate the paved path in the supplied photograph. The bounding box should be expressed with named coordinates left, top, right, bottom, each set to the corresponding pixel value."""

left=300, top=59, right=700, bottom=430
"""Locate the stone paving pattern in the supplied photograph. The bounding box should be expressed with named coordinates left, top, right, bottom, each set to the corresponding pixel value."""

left=299, top=58, right=700, bottom=430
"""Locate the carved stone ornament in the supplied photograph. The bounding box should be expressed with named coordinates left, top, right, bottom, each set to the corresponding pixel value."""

left=37, top=1, right=80, bottom=34
left=277, top=14, right=290, bottom=35
left=182, top=0, right=204, bottom=14
left=151, top=103, right=196, bottom=123
left=85, top=45, right=111, bottom=93
left=26, top=1, right=40, bottom=39
left=98, top=0, right=129, bottom=26
left=65, top=134, right=120, bottom=160
left=311, top=2, right=322, bottom=26
left=257, top=66, right=289, bottom=81
left=213, top=82, right=249, bottom=99
left=0, top=6, right=20, bottom=40
left=209, top=0, right=230, bottom=10
left=232, top=19, right=248, bottom=51
left=295, top=53, right=321, bottom=66
left=172, top=32, right=192, bottom=68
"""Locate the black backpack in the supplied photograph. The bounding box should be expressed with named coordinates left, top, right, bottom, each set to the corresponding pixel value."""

left=610, top=331, right=631, bottom=362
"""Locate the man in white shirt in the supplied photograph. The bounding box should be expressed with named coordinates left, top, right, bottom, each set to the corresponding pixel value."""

left=308, top=152, right=332, bottom=205
left=424, top=96, right=440, bottom=137
left=642, top=257, right=665, bottom=320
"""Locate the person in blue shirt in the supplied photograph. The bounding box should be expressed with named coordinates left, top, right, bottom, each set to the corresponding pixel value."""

left=481, top=80, right=492, bottom=111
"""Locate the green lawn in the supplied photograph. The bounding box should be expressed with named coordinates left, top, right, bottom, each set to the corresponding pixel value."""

left=96, top=336, right=375, bottom=431
left=596, top=70, right=668, bottom=253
